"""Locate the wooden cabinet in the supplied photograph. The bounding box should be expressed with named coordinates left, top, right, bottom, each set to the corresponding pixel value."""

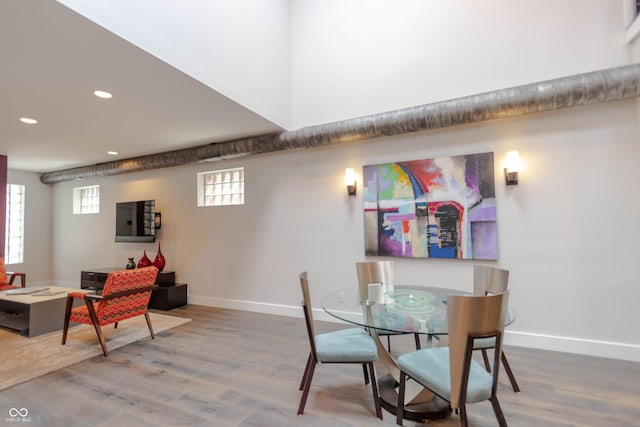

left=149, top=283, right=188, bottom=310
left=80, top=269, right=111, bottom=291
left=80, top=268, right=187, bottom=310
left=149, top=271, right=187, bottom=310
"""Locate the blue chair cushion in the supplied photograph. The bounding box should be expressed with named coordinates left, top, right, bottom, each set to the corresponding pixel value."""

left=473, top=337, right=496, bottom=349
left=315, top=328, right=378, bottom=363
left=397, top=347, right=493, bottom=403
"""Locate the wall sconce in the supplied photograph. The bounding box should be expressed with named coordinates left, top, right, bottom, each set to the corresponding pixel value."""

left=504, top=150, right=521, bottom=186
left=345, top=168, right=358, bottom=196
left=154, top=212, right=162, bottom=229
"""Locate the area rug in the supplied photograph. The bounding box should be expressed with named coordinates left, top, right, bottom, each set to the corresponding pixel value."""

left=0, top=312, right=191, bottom=391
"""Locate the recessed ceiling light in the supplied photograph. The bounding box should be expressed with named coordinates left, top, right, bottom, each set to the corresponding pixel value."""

left=94, top=90, right=113, bottom=99
left=107, top=151, right=118, bottom=156
left=19, top=117, right=38, bottom=124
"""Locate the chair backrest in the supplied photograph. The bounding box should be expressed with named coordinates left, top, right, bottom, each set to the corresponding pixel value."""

left=299, top=272, right=318, bottom=359
left=356, top=260, right=394, bottom=304
left=96, top=266, right=158, bottom=324
left=0, top=257, right=8, bottom=286
left=447, top=290, right=509, bottom=409
left=473, top=265, right=509, bottom=295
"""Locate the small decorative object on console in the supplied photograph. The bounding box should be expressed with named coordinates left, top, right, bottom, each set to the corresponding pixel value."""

left=153, top=242, right=166, bottom=272
left=137, top=250, right=152, bottom=268
left=126, top=257, right=136, bottom=270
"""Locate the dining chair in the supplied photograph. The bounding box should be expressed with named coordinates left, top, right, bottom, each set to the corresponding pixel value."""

left=297, top=272, right=382, bottom=419
left=473, top=265, right=520, bottom=392
left=356, top=261, right=422, bottom=351
left=396, top=291, right=510, bottom=427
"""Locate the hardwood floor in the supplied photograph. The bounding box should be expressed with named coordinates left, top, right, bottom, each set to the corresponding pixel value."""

left=1, top=305, right=638, bottom=426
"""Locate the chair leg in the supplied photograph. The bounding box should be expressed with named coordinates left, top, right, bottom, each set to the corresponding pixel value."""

left=482, top=348, right=491, bottom=372
left=144, top=311, right=155, bottom=339
left=414, top=333, right=421, bottom=350
left=297, top=359, right=316, bottom=415
left=387, top=335, right=391, bottom=352
left=396, top=371, right=406, bottom=425
left=426, top=334, right=433, bottom=348
left=362, top=363, right=370, bottom=385
left=501, top=352, right=520, bottom=392
left=459, top=404, right=468, bottom=427
left=114, top=322, right=118, bottom=329
left=367, top=362, right=382, bottom=420
left=91, top=320, right=108, bottom=356
left=85, top=300, right=108, bottom=356
left=61, top=296, right=74, bottom=345
left=490, top=396, right=508, bottom=427
left=299, top=353, right=313, bottom=391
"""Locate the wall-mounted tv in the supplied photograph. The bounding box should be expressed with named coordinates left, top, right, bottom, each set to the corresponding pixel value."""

left=115, top=200, right=156, bottom=242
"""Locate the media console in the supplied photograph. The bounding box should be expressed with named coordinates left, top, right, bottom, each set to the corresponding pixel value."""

left=80, top=268, right=187, bottom=310
left=149, top=283, right=188, bottom=310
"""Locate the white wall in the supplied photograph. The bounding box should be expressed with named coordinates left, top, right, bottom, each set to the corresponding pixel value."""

left=58, top=0, right=292, bottom=128
left=7, top=170, right=52, bottom=284
left=291, top=0, right=631, bottom=128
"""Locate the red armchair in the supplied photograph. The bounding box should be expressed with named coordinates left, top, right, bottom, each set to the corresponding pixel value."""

left=0, top=257, right=26, bottom=291
left=62, top=266, right=159, bottom=356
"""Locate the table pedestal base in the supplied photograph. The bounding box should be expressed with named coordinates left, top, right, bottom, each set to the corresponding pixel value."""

left=378, top=374, right=451, bottom=422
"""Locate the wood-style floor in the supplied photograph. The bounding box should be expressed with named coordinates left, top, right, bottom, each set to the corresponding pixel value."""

left=1, top=304, right=638, bottom=426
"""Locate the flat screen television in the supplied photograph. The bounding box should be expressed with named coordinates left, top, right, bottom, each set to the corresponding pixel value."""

left=115, top=200, right=156, bottom=242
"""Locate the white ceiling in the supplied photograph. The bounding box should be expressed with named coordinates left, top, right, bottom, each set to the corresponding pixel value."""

left=0, top=0, right=283, bottom=173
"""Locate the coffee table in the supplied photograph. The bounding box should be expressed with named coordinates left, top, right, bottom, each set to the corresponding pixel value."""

left=0, top=286, right=87, bottom=337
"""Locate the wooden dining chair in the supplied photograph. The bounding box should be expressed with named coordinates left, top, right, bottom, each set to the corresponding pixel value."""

left=297, top=272, right=382, bottom=419
left=356, top=261, right=422, bottom=351
left=396, top=291, right=510, bottom=426
left=473, top=265, right=520, bottom=392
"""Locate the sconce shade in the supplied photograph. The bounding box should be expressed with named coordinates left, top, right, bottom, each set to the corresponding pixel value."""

left=504, top=151, right=521, bottom=186
left=345, top=168, right=357, bottom=196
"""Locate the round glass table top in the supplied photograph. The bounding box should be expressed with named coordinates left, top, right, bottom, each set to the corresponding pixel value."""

left=321, top=285, right=514, bottom=335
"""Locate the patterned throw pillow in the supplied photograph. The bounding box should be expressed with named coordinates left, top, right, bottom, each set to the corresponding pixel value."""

left=0, top=258, right=7, bottom=285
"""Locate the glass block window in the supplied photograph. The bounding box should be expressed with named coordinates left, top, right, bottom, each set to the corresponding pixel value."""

left=5, top=184, right=25, bottom=264
left=73, top=185, right=100, bottom=214
left=197, top=167, right=244, bottom=206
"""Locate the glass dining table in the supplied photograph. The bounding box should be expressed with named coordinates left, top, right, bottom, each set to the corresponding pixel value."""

left=321, top=285, right=513, bottom=422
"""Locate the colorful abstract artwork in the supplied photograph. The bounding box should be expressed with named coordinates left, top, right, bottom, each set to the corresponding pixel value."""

left=363, top=152, right=497, bottom=260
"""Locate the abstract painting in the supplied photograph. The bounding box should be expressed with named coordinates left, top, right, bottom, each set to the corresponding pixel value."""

left=363, top=152, right=497, bottom=260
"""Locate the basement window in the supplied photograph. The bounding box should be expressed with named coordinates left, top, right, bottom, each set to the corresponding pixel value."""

left=5, top=184, right=25, bottom=264
left=73, top=185, right=100, bottom=214
left=197, top=167, right=244, bottom=207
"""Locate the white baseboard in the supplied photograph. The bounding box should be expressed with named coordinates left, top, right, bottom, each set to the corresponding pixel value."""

left=189, top=294, right=640, bottom=363
left=504, top=331, right=640, bottom=363
left=188, top=294, right=304, bottom=319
